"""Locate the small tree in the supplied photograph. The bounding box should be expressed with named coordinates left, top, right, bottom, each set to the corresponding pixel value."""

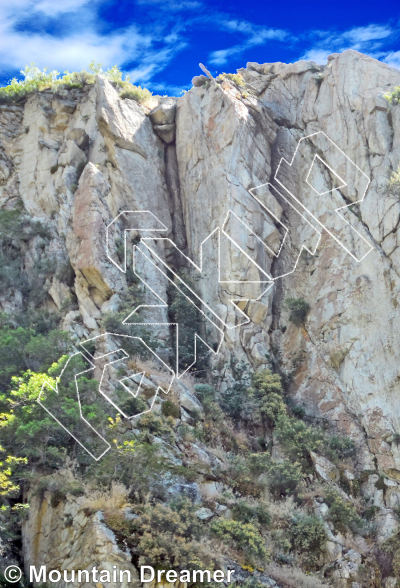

left=290, top=514, right=327, bottom=570
left=285, top=297, right=310, bottom=326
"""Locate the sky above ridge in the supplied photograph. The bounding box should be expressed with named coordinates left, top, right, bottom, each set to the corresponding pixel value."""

left=0, top=0, right=399, bottom=95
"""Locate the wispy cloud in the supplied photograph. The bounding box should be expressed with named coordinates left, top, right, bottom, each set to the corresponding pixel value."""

left=135, top=0, right=202, bottom=9
left=300, top=23, right=399, bottom=65
left=0, top=0, right=189, bottom=87
left=208, top=19, right=288, bottom=65
left=382, top=50, right=400, bottom=70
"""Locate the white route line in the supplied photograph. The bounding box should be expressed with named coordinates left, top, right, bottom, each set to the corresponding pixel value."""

left=38, top=352, right=111, bottom=461
left=274, top=130, right=373, bottom=262
left=37, top=130, right=373, bottom=460
left=80, top=333, right=175, bottom=415
left=124, top=245, right=225, bottom=378
left=106, top=210, right=168, bottom=273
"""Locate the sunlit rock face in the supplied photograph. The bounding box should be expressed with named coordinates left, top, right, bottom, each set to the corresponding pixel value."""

left=2, top=48, right=400, bottom=578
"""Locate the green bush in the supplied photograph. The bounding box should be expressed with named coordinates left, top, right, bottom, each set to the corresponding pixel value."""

left=384, top=85, right=400, bottom=105
left=0, top=208, right=55, bottom=304
left=0, top=61, right=155, bottom=106
left=101, top=284, right=155, bottom=359
left=0, top=325, right=72, bottom=389
left=275, top=416, right=325, bottom=470
left=120, top=86, right=153, bottom=104
left=211, top=518, right=269, bottom=563
left=267, top=460, right=304, bottom=498
left=249, top=370, right=287, bottom=427
left=219, top=361, right=251, bottom=419
left=221, top=454, right=265, bottom=497
left=216, top=73, right=245, bottom=87
left=161, top=400, right=180, bottom=419
left=124, top=499, right=213, bottom=571
left=167, top=270, right=211, bottom=376
left=56, top=259, right=75, bottom=287
left=232, top=499, right=270, bottom=526
left=328, top=435, right=356, bottom=459
left=289, top=514, right=327, bottom=570
left=285, top=298, right=310, bottom=326
left=292, top=405, right=306, bottom=418
left=324, top=488, right=364, bottom=534
left=0, top=355, right=109, bottom=475
left=386, top=164, right=400, bottom=199
left=23, top=329, right=72, bottom=372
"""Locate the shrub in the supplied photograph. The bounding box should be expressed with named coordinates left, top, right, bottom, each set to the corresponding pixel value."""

left=0, top=63, right=60, bottom=103
left=23, top=329, right=73, bottom=372
left=0, top=208, right=55, bottom=305
left=0, top=355, right=108, bottom=472
left=211, top=518, right=269, bottom=563
left=216, top=73, right=245, bottom=87
left=120, top=86, right=153, bottom=103
left=0, top=61, right=155, bottom=106
left=289, top=514, right=327, bottom=570
left=249, top=370, right=287, bottom=426
left=219, top=361, right=251, bottom=419
left=386, top=164, right=400, bottom=199
left=167, top=270, right=210, bottom=376
left=194, top=383, right=215, bottom=403
left=285, top=298, right=310, bottom=326
left=56, top=259, right=75, bottom=287
left=161, top=400, right=180, bottom=419
left=324, top=488, right=364, bottom=534
left=126, top=499, right=213, bottom=571
left=382, top=532, right=400, bottom=576
left=221, top=454, right=265, bottom=497
left=86, top=436, right=169, bottom=502
left=0, top=451, right=27, bottom=497
left=232, top=499, right=271, bottom=526
left=267, top=461, right=304, bottom=498
left=275, top=416, right=325, bottom=470
left=328, top=435, right=356, bottom=459
left=384, top=85, right=400, bottom=105
left=101, top=285, right=154, bottom=359
left=0, top=325, right=73, bottom=390
left=292, top=406, right=306, bottom=418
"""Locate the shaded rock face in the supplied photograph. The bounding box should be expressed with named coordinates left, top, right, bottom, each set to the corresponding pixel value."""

left=1, top=49, right=400, bottom=582
left=22, top=491, right=139, bottom=588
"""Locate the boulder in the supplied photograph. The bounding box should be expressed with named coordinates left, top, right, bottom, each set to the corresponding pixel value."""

left=310, top=451, right=340, bottom=482
left=192, top=75, right=209, bottom=87
left=177, top=383, right=204, bottom=417
left=153, top=123, right=175, bottom=144
left=195, top=507, right=214, bottom=520
left=149, top=100, right=176, bottom=125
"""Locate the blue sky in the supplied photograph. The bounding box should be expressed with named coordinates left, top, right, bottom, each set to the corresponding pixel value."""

left=0, top=0, right=399, bottom=95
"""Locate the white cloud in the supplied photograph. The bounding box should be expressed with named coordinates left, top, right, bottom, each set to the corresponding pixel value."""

left=383, top=50, right=400, bottom=70
left=301, top=49, right=332, bottom=64
left=208, top=19, right=288, bottom=66
left=135, top=0, right=202, bottom=9
left=300, top=23, right=399, bottom=67
left=32, top=0, right=94, bottom=16
left=0, top=0, right=188, bottom=85
left=340, top=24, right=393, bottom=44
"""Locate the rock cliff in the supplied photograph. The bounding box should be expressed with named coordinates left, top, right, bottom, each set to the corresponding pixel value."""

left=1, top=48, right=400, bottom=587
